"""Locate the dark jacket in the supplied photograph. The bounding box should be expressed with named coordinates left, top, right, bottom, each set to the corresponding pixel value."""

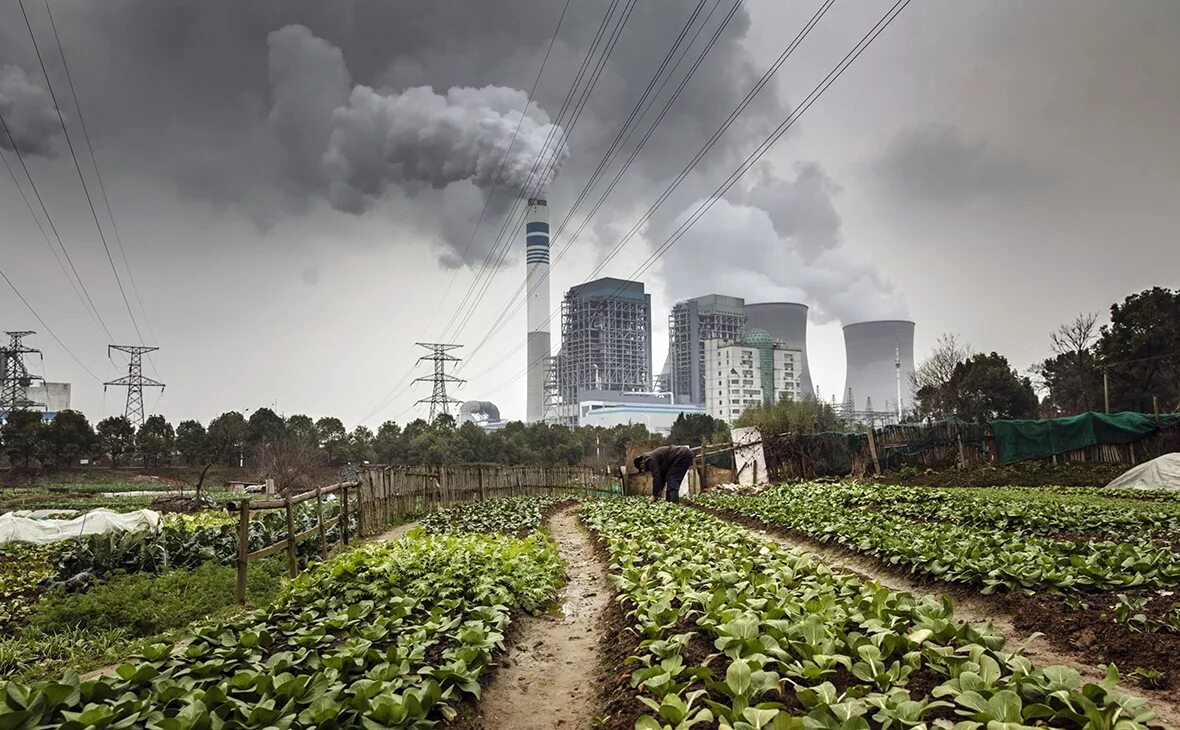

left=642, top=445, right=694, bottom=494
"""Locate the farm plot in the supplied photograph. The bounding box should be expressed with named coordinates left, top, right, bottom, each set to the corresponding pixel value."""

left=584, top=499, right=1159, bottom=729
left=696, top=484, right=1180, bottom=690
left=0, top=496, right=565, bottom=728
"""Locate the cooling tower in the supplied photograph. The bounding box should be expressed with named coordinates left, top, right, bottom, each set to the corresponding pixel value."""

left=744, top=302, right=814, bottom=397
left=842, top=320, right=915, bottom=416
left=525, top=198, right=550, bottom=423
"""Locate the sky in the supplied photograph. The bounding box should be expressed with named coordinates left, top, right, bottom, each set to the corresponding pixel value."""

left=1, top=0, right=1178, bottom=427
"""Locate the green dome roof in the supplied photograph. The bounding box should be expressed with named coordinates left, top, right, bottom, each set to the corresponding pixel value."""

left=742, top=328, right=773, bottom=346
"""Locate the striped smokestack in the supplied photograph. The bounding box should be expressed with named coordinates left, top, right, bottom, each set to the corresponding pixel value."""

left=525, top=198, right=550, bottom=423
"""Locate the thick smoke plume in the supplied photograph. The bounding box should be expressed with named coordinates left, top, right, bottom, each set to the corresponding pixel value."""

left=324, top=84, right=568, bottom=214
left=0, top=65, right=60, bottom=156
left=266, top=25, right=568, bottom=216
left=659, top=163, right=908, bottom=325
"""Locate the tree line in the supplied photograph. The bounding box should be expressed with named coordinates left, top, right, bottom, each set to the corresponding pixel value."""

left=912, top=287, right=1180, bottom=422
left=0, top=408, right=734, bottom=483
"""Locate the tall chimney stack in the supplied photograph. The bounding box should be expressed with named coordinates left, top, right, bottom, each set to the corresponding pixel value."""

left=525, top=198, right=550, bottom=423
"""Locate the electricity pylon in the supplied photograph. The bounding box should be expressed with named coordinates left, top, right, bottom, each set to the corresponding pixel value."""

left=104, top=345, right=164, bottom=427
left=0, top=331, right=44, bottom=411
left=413, top=343, right=464, bottom=422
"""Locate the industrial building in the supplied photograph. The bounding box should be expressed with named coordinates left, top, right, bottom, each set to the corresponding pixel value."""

left=524, top=198, right=551, bottom=424
left=579, top=396, right=707, bottom=436
left=551, top=277, right=653, bottom=426
left=23, top=382, right=71, bottom=413
left=744, top=302, right=814, bottom=398
left=458, top=400, right=508, bottom=431
left=665, top=296, right=815, bottom=408
left=704, top=329, right=803, bottom=425
left=667, top=295, right=746, bottom=405
left=842, top=319, right=916, bottom=419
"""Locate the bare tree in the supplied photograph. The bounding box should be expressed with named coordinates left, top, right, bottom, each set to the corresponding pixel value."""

left=258, top=433, right=325, bottom=496
left=911, top=333, right=972, bottom=418
left=1050, top=312, right=1099, bottom=358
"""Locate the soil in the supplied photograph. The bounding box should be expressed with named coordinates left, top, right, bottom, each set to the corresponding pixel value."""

left=882, top=462, right=1126, bottom=488
left=696, top=505, right=1180, bottom=728
left=462, top=505, right=612, bottom=730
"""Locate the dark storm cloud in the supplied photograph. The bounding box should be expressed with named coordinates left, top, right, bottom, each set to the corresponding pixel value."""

left=874, top=123, right=1052, bottom=205
left=0, top=64, right=60, bottom=155
left=0, top=0, right=784, bottom=265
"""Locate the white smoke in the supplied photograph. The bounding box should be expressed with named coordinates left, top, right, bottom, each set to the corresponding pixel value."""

left=0, top=65, right=61, bottom=156
left=659, top=164, right=907, bottom=324
left=323, top=84, right=568, bottom=214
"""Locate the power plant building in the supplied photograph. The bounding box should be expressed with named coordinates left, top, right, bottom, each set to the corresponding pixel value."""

left=668, top=295, right=746, bottom=405
left=550, top=277, right=653, bottom=426
left=842, top=319, right=915, bottom=418
left=524, top=199, right=551, bottom=424
left=665, top=296, right=815, bottom=407
left=704, top=329, right=802, bottom=424
left=744, top=302, right=814, bottom=398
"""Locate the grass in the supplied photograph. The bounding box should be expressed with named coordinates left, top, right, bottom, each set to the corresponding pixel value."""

left=0, top=558, right=287, bottom=683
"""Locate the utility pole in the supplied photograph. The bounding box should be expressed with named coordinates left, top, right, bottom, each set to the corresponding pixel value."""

left=0, top=331, right=44, bottom=411
left=1103, top=367, right=1110, bottom=414
left=413, top=343, right=465, bottom=422
left=895, top=346, right=903, bottom=421
left=104, top=345, right=164, bottom=427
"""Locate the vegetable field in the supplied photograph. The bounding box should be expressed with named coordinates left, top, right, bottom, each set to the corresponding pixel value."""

left=3, top=488, right=1178, bottom=728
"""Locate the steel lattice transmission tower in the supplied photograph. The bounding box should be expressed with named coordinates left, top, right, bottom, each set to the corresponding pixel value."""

left=413, top=343, right=465, bottom=422
left=0, top=331, right=44, bottom=411
left=104, top=345, right=164, bottom=427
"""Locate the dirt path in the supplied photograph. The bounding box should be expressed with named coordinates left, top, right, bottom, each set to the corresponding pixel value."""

left=376, top=519, right=418, bottom=543
left=715, top=513, right=1180, bottom=728
left=470, top=504, right=611, bottom=730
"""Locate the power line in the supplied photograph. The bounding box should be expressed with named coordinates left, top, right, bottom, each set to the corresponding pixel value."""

left=0, top=146, right=101, bottom=332
left=357, top=0, right=631, bottom=423
left=41, top=0, right=162, bottom=361
left=18, top=0, right=145, bottom=346
left=0, top=112, right=114, bottom=341
left=0, top=265, right=102, bottom=382
left=422, top=0, right=573, bottom=339
left=463, top=0, right=751, bottom=364
left=473, top=0, right=911, bottom=401
left=464, top=0, right=834, bottom=370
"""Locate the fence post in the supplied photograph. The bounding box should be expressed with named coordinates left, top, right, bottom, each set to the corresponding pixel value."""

left=235, top=498, right=250, bottom=605
left=956, top=433, right=966, bottom=470
left=315, top=485, right=328, bottom=559
left=341, top=483, right=351, bottom=545
left=284, top=497, right=298, bottom=578
left=865, top=428, right=881, bottom=476
left=478, top=467, right=485, bottom=501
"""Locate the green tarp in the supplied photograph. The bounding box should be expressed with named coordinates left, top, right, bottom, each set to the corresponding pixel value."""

left=990, top=411, right=1180, bottom=465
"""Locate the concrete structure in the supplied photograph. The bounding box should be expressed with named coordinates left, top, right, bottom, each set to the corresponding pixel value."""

left=704, top=329, right=803, bottom=424
left=556, top=277, right=652, bottom=413
left=668, top=295, right=746, bottom=406
left=23, top=382, right=70, bottom=412
left=458, top=400, right=508, bottom=431
left=743, top=302, right=814, bottom=398
left=580, top=401, right=707, bottom=436
left=524, top=198, right=551, bottom=423
left=842, top=319, right=915, bottom=418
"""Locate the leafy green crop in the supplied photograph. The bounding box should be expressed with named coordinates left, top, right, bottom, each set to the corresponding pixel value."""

left=696, top=484, right=1180, bottom=593
left=583, top=499, right=1157, bottom=729
left=419, top=495, right=570, bottom=536
left=0, top=526, right=563, bottom=728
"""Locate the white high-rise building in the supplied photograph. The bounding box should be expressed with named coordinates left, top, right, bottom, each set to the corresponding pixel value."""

left=704, top=329, right=801, bottom=425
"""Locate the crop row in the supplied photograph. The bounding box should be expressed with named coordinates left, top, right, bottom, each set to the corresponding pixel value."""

left=695, top=485, right=1180, bottom=593
left=583, top=499, right=1156, bottom=729
left=822, top=484, right=1180, bottom=541
left=0, top=497, right=565, bottom=729
left=419, top=494, right=572, bottom=536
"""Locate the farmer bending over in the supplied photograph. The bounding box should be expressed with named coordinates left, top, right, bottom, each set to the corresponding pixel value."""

left=634, top=445, right=694, bottom=503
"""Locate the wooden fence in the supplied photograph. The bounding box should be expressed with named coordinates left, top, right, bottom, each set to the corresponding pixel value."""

left=353, top=464, right=618, bottom=534
left=234, top=480, right=357, bottom=603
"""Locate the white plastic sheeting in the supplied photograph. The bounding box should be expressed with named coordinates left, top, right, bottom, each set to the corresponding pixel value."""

left=1107, top=453, right=1180, bottom=490
left=731, top=426, right=767, bottom=486
left=0, top=508, right=162, bottom=546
